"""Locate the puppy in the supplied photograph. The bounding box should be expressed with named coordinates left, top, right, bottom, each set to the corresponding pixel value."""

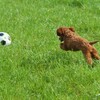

left=56, top=27, right=100, bottom=65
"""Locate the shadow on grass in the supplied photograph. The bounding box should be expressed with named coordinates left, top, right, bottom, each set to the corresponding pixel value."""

left=69, top=0, right=84, bottom=8
left=20, top=50, right=87, bottom=70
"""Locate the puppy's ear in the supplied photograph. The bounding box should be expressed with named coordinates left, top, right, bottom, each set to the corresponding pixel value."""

left=69, top=27, right=75, bottom=32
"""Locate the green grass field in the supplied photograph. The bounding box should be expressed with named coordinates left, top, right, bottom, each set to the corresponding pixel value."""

left=0, top=0, right=100, bottom=100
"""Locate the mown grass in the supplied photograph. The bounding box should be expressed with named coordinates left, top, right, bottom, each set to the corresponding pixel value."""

left=0, top=0, right=100, bottom=100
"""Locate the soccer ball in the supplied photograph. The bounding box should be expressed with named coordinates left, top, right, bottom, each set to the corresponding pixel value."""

left=0, top=32, right=11, bottom=46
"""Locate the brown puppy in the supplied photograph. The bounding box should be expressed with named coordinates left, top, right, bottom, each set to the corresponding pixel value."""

left=56, top=27, right=100, bottom=65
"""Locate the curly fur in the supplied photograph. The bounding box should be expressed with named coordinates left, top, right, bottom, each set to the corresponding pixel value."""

left=56, top=27, right=100, bottom=65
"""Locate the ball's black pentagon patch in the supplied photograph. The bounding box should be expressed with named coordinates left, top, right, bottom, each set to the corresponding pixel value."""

left=1, top=40, right=6, bottom=45
left=0, top=33, right=4, bottom=36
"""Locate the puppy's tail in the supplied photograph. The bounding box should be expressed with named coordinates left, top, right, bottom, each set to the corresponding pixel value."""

left=89, top=41, right=99, bottom=45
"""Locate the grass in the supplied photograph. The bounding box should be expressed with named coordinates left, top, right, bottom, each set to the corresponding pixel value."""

left=0, top=0, right=100, bottom=100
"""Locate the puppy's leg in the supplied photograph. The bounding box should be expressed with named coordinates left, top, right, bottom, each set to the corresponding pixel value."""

left=60, top=43, right=66, bottom=50
left=60, top=43, right=68, bottom=51
left=82, top=50, right=93, bottom=65
left=91, top=47, right=100, bottom=60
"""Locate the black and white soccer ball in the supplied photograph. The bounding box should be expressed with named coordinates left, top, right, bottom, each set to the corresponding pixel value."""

left=0, top=32, right=11, bottom=46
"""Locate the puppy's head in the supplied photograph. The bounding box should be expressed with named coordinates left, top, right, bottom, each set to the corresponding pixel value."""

left=56, top=27, right=75, bottom=42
